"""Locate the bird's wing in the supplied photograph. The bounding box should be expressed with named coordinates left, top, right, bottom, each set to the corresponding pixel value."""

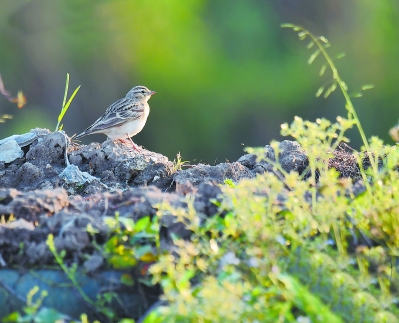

left=79, top=99, right=145, bottom=135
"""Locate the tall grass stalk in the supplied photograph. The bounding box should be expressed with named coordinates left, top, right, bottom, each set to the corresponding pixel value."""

left=55, top=73, right=80, bottom=132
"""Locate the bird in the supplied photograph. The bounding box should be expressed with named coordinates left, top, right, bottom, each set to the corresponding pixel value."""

left=75, top=85, right=156, bottom=150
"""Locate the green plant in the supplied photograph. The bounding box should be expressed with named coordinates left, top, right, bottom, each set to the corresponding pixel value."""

left=144, top=130, right=399, bottom=322
left=172, top=152, right=190, bottom=172
left=281, top=24, right=377, bottom=174
left=137, top=28, right=399, bottom=323
left=100, top=214, right=160, bottom=271
left=55, top=73, right=80, bottom=132
left=2, top=286, right=69, bottom=323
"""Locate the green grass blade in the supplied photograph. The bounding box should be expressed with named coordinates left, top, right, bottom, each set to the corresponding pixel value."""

left=60, top=85, right=81, bottom=121
left=62, top=73, right=70, bottom=109
left=55, top=80, right=80, bottom=132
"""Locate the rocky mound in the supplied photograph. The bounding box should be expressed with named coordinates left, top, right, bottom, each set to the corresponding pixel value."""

left=0, top=129, right=366, bottom=321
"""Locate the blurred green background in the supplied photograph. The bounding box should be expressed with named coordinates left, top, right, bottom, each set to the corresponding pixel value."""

left=1, top=0, right=398, bottom=163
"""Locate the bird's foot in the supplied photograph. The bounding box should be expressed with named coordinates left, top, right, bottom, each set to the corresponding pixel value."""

left=130, top=142, right=141, bottom=152
left=115, top=138, right=141, bottom=152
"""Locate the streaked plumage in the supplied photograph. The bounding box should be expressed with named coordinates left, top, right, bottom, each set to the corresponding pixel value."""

left=75, top=86, right=156, bottom=144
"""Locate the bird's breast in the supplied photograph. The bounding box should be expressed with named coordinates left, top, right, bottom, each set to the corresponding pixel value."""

left=106, top=104, right=150, bottom=140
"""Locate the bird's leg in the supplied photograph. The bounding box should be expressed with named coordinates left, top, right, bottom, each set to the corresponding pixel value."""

left=126, top=134, right=141, bottom=151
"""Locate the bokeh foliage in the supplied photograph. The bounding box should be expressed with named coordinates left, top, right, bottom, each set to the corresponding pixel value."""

left=1, top=1, right=399, bottom=161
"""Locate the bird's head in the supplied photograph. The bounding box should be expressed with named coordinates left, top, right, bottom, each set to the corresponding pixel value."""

left=126, top=85, right=156, bottom=101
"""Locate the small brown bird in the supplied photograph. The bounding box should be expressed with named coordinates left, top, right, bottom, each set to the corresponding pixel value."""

left=75, top=85, right=156, bottom=150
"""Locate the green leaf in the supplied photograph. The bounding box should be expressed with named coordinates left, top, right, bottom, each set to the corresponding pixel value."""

left=142, top=309, right=166, bottom=323
left=1, top=312, right=21, bottom=322
left=176, top=270, right=195, bottom=290
left=308, top=49, right=320, bottom=64
left=60, top=250, right=66, bottom=258
left=336, top=52, right=346, bottom=59
left=315, top=86, right=325, bottom=97
left=104, top=216, right=118, bottom=229
left=79, top=313, right=89, bottom=323
left=324, top=83, right=337, bottom=98
left=120, top=273, right=135, bottom=286
left=119, top=319, right=136, bottom=323
left=130, top=232, right=157, bottom=244
left=110, top=254, right=137, bottom=269
left=319, top=36, right=328, bottom=43
left=135, top=216, right=151, bottom=232
left=298, top=31, right=307, bottom=40
left=280, top=23, right=294, bottom=28
left=351, top=92, right=363, bottom=98
left=224, top=213, right=238, bottom=236
left=118, top=217, right=135, bottom=231
left=319, top=64, right=327, bottom=76
left=306, top=41, right=314, bottom=49
left=361, top=84, right=374, bottom=90
left=104, top=235, right=119, bottom=251
left=140, top=253, right=157, bottom=263
left=138, top=277, right=155, bottom=287
left=223, top=179, right=236, bottom=187
left=135, top=245, right=153, bottom=258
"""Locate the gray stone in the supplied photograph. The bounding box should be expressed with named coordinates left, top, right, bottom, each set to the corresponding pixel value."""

left=59, top=165, right=96, bottom=185
left=237, top=154, right=257, bottom=169
left=0, top=139, right=24, bottom=163
left=0, top=132, right=38, bottom=148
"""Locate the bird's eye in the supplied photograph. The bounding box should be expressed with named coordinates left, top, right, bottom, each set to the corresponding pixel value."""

left=141, top=90, right=146, bottom=94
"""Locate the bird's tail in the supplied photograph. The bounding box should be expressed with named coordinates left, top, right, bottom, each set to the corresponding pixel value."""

left=74, top=132, right=86, bottom=139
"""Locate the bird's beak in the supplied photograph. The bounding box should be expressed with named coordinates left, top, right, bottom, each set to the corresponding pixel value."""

left=150, top=91, right=156, bottom=96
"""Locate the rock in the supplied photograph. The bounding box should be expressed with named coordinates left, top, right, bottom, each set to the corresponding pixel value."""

left=59, top=165, right=97, bottom=185
left=255, top=141, right=308, bottom=176
left=0, top=140, right=23, bottom=163
left=194, top=182, right=223, bottom=217
left=133, top=162, right=174, bottom=188
left=0, top=132, right=38, bottom=148
left=26, top=131, right=66, bottom=166
left=237, top=154, right=257, bottom=169
left=174, top=162, right=254, bottom=188
left=14, top=162, right=44, bottom=190
left=278, top=140, right=308, bottom=175
left=68, top=139, right=174, bottom=191
left=279, top=140, right=301, bottom=155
